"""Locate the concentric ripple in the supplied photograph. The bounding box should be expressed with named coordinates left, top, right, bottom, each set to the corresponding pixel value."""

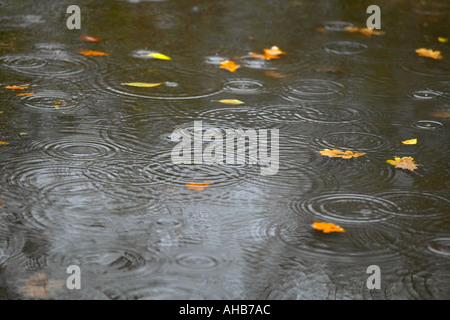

left=427, top=238, right=450, bottom=257
left=292, top=194, right=398, bottom=223
left=313, top=131, right=392, bottom=152
left=28, top=136, right=119, bottom=161
left=98, top=64, right=222, bottom=100
left=0, top=52, right=96, bottom=78
left=324, top=41, right=368, bottom=55
left=223, top=79, right=267, bottom=94
left=322, top=21, right=353, bottom=31
left=375, top=191, right=449, bottom=218
left=411, top=120, right=444, bottom=130
left=281, top=79, right=345, bottom=102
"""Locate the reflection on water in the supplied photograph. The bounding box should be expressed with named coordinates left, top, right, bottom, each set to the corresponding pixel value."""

left=0, top=0, right=449, bottom=299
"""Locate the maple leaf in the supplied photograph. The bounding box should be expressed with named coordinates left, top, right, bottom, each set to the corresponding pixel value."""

left=220, top=60, right=240, bottom=72
left=402, top=138, right=417, bottom=145
left=313, top=222, right=345, bottom=233
left=78, top=50, right=109, bottom=56
left=345, top=26, right=385, bottom=37
left=319, top=149, right=365, bottom=159
left=5, top=85, right=29, bottom=90
left=185, top=181, right=211, bottom=191
left=386, top=157, right=419, bottom=171
left=415, top=48, right=443, bottom=60
left=80, top=34, right=101, bottom=43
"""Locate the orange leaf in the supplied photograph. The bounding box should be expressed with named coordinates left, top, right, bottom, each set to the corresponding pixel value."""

left=16, top=92, right=33, bottom=96
left=386, top=157, right=419, bottom=171
left=249, top=52, right=267, bottom=59
left=220, top=60, right=240, bottom=72
left=250, top=46, right=287, bottom=60
left=0, top=141, right=9, bottom=145
left=313, top=222, right=345, bottom=233
left=319, top=149, right=365, bottom=159
left=185, top=181, right=211, bottom=191
left=6, top=85, right=29, bottom=90
left=78, top=50, right=109, bottom=56
left=80, top=34, right=102, bottom=43
left=345, top=26, right=385, bottom=37
left=415, top=48, right=443, bottom=60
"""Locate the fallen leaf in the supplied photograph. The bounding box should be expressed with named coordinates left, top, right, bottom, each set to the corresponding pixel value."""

left=5, top=85, right=29, bottom=90
left=0, top=111, right=3, bottom=114
left=185, top=181, right=211, bottom=191
left=78, top=50, right=109, bottom=56
left=315, top=26, right=327, bottom=33
left=121, top=82, right=163, bottom=88
left=0, top=200, right=3, bottom=208
left=19, top=132, right=27, bottom=136
left=16, top=92, right=33, bottom=96
left=432, top=110, right=450, bottom=119
left=80, top=34, right=102, bottom=43
left=220, top=60, right=241, bottom=72
left=402, top=138, right=417, bottom=145
left=17, top=273, right=64, bottom=299
left=213, top=99, right=244, bottom=105
left=264, top=70, right=291, bottom=79
left=147, top=52, right=171, bottom=60
left=319, top=149, right=365, bottom=159
left=250, top=46, right=287, bottom=60
left=386, top=156, right=419, bottom=171
left=53, top=101, right=65, bottom=105
left=0, top=141, right=9, bottom=145
left=438, top=37, right=448, bottom=43
left=345, top=26, right=385, bottom=37
left=54, top=105, right=60, bottom=109
left=415, top=48, right=443, bottom=60
left=313, top=222, right=345, bottom=233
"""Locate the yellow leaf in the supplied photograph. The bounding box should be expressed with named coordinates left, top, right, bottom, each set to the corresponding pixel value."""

left=386, top=156, right=419, bottom=171
left=319, top=149, right=365, bottom=159
left=214, top=99, right=245, bottom=105
left=313, top=222, right=345, bottom=233
left=147, top=52, right=171, bottom=60
left=121, top=82, right=163, bottom=87
left=0, top=141, right=9, bottom=145
left=415, top=48, right=443, bottom=60
left=345, top=26, right=385, bottom=37
left=220, top=60, right=241, bottom=72
left=185, top=181, right=211, bottom=191
left=402, top=138, right=417, bottom=145
left=438, top=37, right=448, bottom=43
left=5, top=85, right=29, bottom=90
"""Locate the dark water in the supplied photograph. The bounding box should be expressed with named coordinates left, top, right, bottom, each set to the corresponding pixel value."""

left=0, top=0, right=449, bottom=299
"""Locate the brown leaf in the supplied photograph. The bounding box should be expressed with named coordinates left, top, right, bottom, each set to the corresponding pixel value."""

left=386, top=157, right=419, bottom=171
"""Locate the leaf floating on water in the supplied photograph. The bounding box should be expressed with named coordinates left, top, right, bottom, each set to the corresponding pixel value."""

left=402, top=138, right=417, bottom=145
left=121, top=82, right=163, bottom=88
left=213, top=99, right=245, bottom=105
left=319, top=149, right=365, bottom=159
left=0, top=141, right=9, bottom=145
left=264, top=70, right=291, bottom=79
left=415, top=48, right=443, bottom=60
left=345, top=26, right=385, bottom=37
left=16, top=92, right=33, bottom=96
left=313, top=222, right=345, bottom=233
left=250, top=46, right=286, bottom=60
left=438, top=37, right=448, bottom=43
left=432, top=110, right=450, bottom=119
left=0, top=200, right=3, bottom=208
left=185, top=181, right=211, bottom=191
left=386, top=156, right=419, bottom=171
left=79, top=50, right=109, bottom=56
left=80, top=34, right=102, bottom=43
left=5, top=85, right=29, bottom=90
left=147, top=52, right=171, bottom=60
left=220, top=60, right=241, bottom=72
left=18, top=273, right=64, bottom=299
